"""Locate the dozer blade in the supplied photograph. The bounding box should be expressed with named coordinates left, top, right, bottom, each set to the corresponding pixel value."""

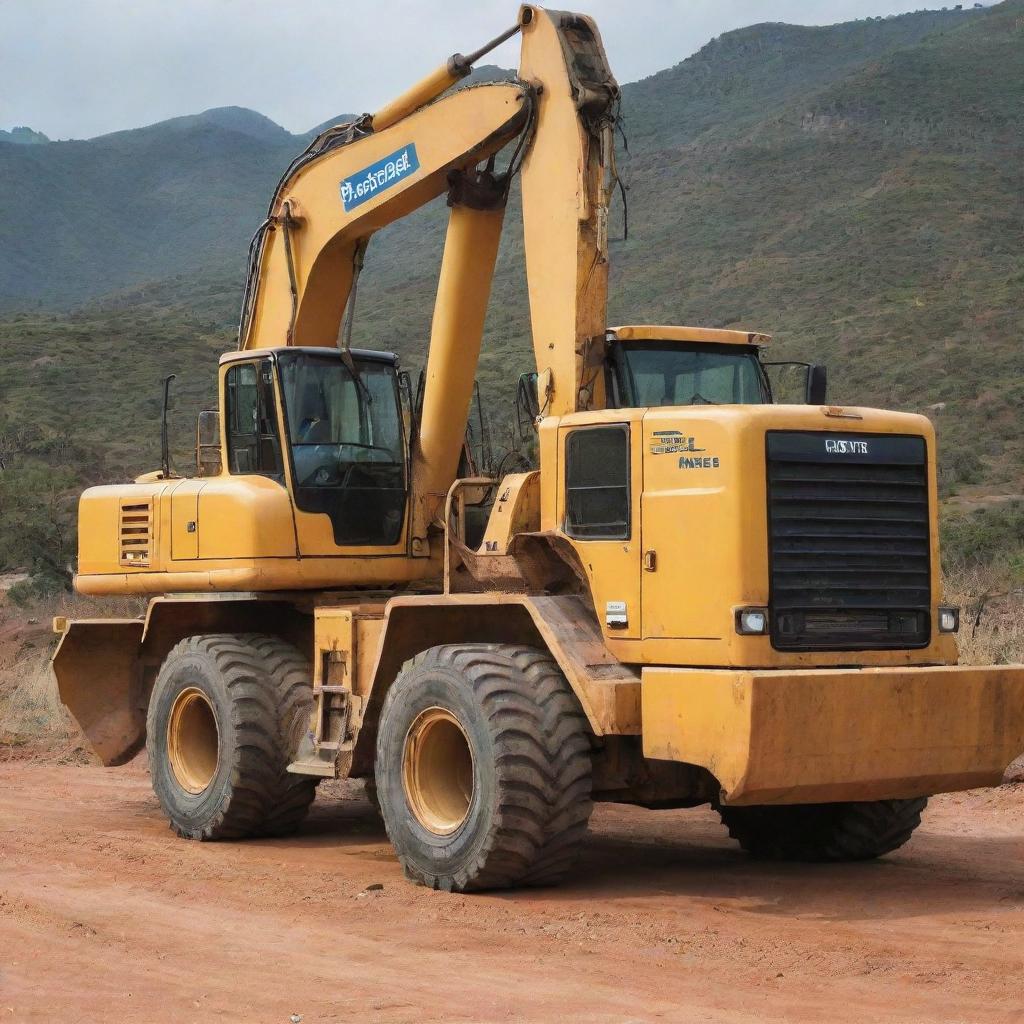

left=52, top=618, right=146, bottom=766
left=642, top=664, right=1024, bottom=805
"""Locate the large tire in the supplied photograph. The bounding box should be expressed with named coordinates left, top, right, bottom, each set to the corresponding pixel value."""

left=374, top=644, right=593, bottom=892
left=717, top=797, right=928, bottom=862
left=146, top=633, right=318, bottom=841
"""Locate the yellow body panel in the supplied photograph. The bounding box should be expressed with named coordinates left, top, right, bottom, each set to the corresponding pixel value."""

left=480, top=472, right=540, bottom=553
left=76, top=467, right=438, bottom=594
left=544, top=402, right=957, bottom=668
left=169, top=480, right=201, bottom=560
left=642, top=664, right=1024, bottom=804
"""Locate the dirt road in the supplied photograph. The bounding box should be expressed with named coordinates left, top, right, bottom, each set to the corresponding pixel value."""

left=1, top=761, right=1022, bottom=1024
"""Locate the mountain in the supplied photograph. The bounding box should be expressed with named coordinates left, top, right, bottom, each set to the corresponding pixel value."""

left=0, top=127, right=49, bottom=145
left=122, top=106, right=295, bottom=144
left=0, top=62, right=529, bottom=312
left=0, top=107, right=300, bottom=309
left=609, top=1, right=1023, bottom=499
left=0, top=2, right=1021, bottom=582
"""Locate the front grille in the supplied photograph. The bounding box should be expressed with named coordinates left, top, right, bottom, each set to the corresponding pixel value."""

left=766, top=432, right=931, bottom=651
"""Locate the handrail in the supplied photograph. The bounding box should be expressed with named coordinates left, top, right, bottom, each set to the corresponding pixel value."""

left=442, top=476, right=497, bottom=594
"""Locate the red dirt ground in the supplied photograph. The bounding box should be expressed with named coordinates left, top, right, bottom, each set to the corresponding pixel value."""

left=1, top=760, right=1022, bottom=1023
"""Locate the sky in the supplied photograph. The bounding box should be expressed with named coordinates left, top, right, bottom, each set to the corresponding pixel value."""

left=0, top=1, right=993, bottom=140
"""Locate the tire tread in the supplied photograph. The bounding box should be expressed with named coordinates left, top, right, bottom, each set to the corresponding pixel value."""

left=718, top=797, right=928, bottom=862
left=376, top=643, right=593, bottom=892
left=147, top=633, right=317, bottom=841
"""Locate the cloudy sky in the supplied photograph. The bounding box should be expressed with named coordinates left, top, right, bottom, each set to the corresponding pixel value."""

left=1, top=1, right=991, bottom=139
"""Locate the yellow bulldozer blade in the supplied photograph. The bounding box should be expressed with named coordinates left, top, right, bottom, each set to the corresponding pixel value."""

left=642, top=664, right=1024, bottom=805
left=52, top=618, right=145, bottom=766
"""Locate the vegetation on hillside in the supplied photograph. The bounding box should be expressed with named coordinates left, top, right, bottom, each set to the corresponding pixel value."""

left=0, top=309, right=228, bottom=590
left=0, top=3, right=1020, bottom=589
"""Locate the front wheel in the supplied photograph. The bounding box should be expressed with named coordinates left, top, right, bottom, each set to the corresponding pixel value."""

left=718, top=797, right=928, bottom=862
left=146, top=633, right=318, bottom=841
left=374, top=644, right=593, bottom=892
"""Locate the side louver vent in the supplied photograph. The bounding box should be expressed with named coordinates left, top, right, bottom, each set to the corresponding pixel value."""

left=119, top=500, right=153, bottom=567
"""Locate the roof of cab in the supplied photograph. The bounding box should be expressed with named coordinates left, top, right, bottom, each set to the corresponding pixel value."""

left=220, top=346, right=398, bottom=365
left=611, top=325, right=770, bottom=347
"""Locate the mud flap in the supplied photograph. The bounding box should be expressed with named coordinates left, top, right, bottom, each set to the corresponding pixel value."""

left=52, top=619, right=146, bottom=766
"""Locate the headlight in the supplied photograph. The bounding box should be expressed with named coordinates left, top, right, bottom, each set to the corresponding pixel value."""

left=736, top=607, right=769, bottom=635
left=938, top=607, right=960, bottom=634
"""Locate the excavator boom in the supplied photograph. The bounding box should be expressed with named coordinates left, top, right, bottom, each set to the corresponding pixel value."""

left=237, top=4, right=620, bottom=541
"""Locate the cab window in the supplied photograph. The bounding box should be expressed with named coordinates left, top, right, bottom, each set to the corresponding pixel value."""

left=224, top=359, right=284, bottom=479
left=564, top=426, right=630, bottom=540
left=611, top=341, right=769, bottom=407
left=278, top=351, right=407, bottom=547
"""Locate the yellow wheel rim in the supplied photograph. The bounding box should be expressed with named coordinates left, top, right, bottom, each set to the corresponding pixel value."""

left=167, top=687, right=220, bottom=795
left=402, top=707, right=475, bottom=836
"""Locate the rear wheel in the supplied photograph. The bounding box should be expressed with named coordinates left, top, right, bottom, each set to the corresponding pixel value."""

left=147, top=633, right=318, bottom=840
left=374, top=644, right=593, bottom=892
left=718, top=797, right=928, bottom=862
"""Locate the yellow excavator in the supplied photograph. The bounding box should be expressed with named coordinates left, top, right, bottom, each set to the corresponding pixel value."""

left=54, top=5, right=1024, bottom=891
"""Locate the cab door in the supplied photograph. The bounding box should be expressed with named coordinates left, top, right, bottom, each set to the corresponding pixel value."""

left=277, top=352, right=409, bottom=558
left=556, top=417, right=643, bottom=639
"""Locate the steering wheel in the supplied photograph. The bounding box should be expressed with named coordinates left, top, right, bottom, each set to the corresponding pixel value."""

left=301, top=462, right=345, bottom=487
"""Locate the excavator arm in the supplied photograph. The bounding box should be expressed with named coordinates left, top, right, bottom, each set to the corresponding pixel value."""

left=238, top=82, right=532, bottom=354
left=237, top=5, right=619, bottom=544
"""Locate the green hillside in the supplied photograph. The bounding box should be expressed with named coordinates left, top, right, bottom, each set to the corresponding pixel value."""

left=0, top=2, right=1021, bottom=590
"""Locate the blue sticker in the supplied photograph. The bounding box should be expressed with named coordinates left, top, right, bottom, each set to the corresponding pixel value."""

left=339, top=143, right=420, bottom=212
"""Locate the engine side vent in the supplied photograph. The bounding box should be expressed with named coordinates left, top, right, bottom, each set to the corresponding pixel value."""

left=766, top=432, right=931, bottom=651
left=119, top=499, right=153, bottom=567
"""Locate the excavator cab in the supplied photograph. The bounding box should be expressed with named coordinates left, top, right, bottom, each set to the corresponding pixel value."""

left=218, top=346, right=410, bottom=553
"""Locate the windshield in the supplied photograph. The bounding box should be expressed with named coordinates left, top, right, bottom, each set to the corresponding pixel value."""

left=278, top=351, right=406, bottom=546
left=611, top=341, right=769, bottom=407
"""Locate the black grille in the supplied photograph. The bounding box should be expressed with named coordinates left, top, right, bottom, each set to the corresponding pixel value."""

left=766, top=432, right=931, bottom=651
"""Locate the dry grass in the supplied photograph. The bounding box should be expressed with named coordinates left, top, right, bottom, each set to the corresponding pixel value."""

left=0, top=644, right=83, bottom=762
left=0, top=592, right=143, bottom=763
left=943, top=564, right=1024, bottom=782
left=943, top=563, right=1024, bottom=668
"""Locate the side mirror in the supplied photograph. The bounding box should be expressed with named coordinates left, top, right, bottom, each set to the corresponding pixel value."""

left=196, top=410, right=222, bottom=477
left=516, top=372, right=540, bottom=426
left=806, top=364, right=828, bottom=405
